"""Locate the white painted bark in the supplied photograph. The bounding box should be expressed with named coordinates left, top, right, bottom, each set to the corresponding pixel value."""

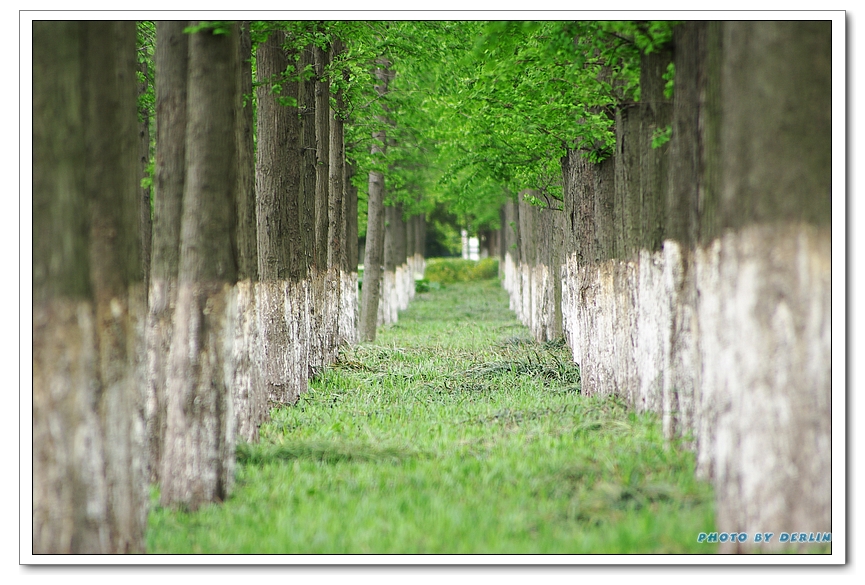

left=257, top=281, right=293, bottom=405
left=503, top=251, right=520, bottom=314
left=33, top=299, right=109, bottom=553
left=306, top=269, right=325, bottom=375
left=98, top=284, right=148, bottom=553
left=324, top=267, right=341, bottom=362
left=504, top=259, right=561, bottom=342
left=339, top=270, right=358, bottom=346
left=378, top=269, right=397, bottom=327
left=285, top=279, right=309, bottom=402
left=396, top=264, right=406, bottom=311
left=411, top=253, right=426, bottom=287
left=556, top=222, right=831, bottom=551
left=230, top=279, right=264, bottom=443
left=161, top=282, right=236, bottom=509
left=696, top=224, right=831, bottom=551
left=144, top=278, right=175, bottom=483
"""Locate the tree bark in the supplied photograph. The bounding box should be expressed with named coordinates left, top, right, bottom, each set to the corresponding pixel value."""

left=310, top=41, right=331, bottom=370
left=299, top=43, right=317, bottom=277
left=344, top=160, right=360, bottom=343
left=160, top=22, right=239, bottom=509
left=236, top=22, right=258, bottom=283
left=359, top=57, right=392, bottom=341
left=327, top=38, right=347, bottom=351
left=296, top=41, right=317, bottom=379
left=232, top=21, right=264, bottom=445
left=313, top=42, right=331, bottom=274
left=703, top=20, right=831, bottom=552
left=82, top=20, right=147, bottom=553
left=381, top=204, right=399, bottom=326
left=255, top=29, right=303, bottom=405
left=256, top=30, right=299, bottom=283
left=555, top=21, right=832, bottom=552
left=145, top=19, right=188, bottom=486
left=33, top=20, right=146, bottom=553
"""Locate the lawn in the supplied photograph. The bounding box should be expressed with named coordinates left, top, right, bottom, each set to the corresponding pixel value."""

left=146, top=276, right=716, bottom=554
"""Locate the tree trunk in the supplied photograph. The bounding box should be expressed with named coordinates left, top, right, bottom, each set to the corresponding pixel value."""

left=555, top=21, right=832, bottom=553
left=344, top=160, right=360, bottom=343
left=82, top=20, right=147, bottom=553
left=702, top=20, right=831, bottom=552
left=394, top=204, right=410, bottom=313
left=346, top=162, right=360, bottom=274
left=501, top=197, right=521, bottom=315
left=381, top=204, right=399, bottom=326
left=145, top=19, right=188, bottom=486
left=236, top=22, right=258, bottom=283
left=327, top=38, right=347, bottom=352
left=232, top=21, right=264, bottom=445
left=310, top=41, right=331, bottom=369
left=255, top=29, right=303, bottom=406
left=661, top=21, right=705, bottom=453
left=33, top=20, right=146, bottom=553
left=359, top=57, right=392, bottom=341
left=361, top=167, right=386, bottom=340
left=33, top=20, right=101, bottom=554
left=415, top=213, right=427, bottom=277
left=299, top=43, right=317, bottom=277
left=160, top=22, right=239, bottom=509
left=297, top=42, right=318, bottom=380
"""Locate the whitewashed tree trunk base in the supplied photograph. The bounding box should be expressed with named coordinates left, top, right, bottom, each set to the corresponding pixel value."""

left=231, top=279, right=264, bottom=443
left=160, top=282, right=236, bottom=510
left=33, top=299, right=109, bottom=553
left=557, top=222, right=831, bottom=552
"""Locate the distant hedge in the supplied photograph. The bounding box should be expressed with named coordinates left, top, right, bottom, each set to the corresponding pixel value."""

left=423, top=257, right=499, bottom=285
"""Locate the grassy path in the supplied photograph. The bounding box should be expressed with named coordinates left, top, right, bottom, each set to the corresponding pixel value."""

left=147, top=278, right=716, bottom=554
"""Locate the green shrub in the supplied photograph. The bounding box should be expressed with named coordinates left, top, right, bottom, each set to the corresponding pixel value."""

left=424, top=257, right=499, bottom=284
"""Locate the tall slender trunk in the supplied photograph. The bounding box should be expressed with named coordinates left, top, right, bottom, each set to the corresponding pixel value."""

left=145, top=19, right=188, bottom=486
left=359, top=57, right=392, bottom=341
left=255, top=30, right=303, bottom=405
left=381, top=204, right=398, bottom=326
left=310, top=41, right=331, bottom=370
left=297, top=42, right=318, bottom=379
left=328, top=38, right=352, bottom=348
left=704, top=20, right=831, bottom=552
left=160, top=22, right=240, bottom=509
left=344, top=160, right=360, bottom=343
left=232, top=20, right=264, bottom=444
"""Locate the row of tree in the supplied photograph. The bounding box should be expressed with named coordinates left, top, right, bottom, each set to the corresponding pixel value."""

left=496, top=21, right=832, bottom=552
left=33, top=18, right=832, bottom=554
left=32, top=20, right=432, bottom=554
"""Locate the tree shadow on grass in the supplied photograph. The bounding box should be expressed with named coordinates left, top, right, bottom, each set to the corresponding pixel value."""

left=236, top=440, right=426, bottom=466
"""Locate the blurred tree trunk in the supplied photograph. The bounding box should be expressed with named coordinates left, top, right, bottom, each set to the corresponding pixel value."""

left=33, top=20, right=146, bottom=553
left=145, top=19, right=188, bottom=486
left=232, top=21, right=265, bottom=444
left=160, top=22, right=240, bottom=509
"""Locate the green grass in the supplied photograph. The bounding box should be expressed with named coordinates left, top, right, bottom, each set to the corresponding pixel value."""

left=146, top=278, right=717, bottom=554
